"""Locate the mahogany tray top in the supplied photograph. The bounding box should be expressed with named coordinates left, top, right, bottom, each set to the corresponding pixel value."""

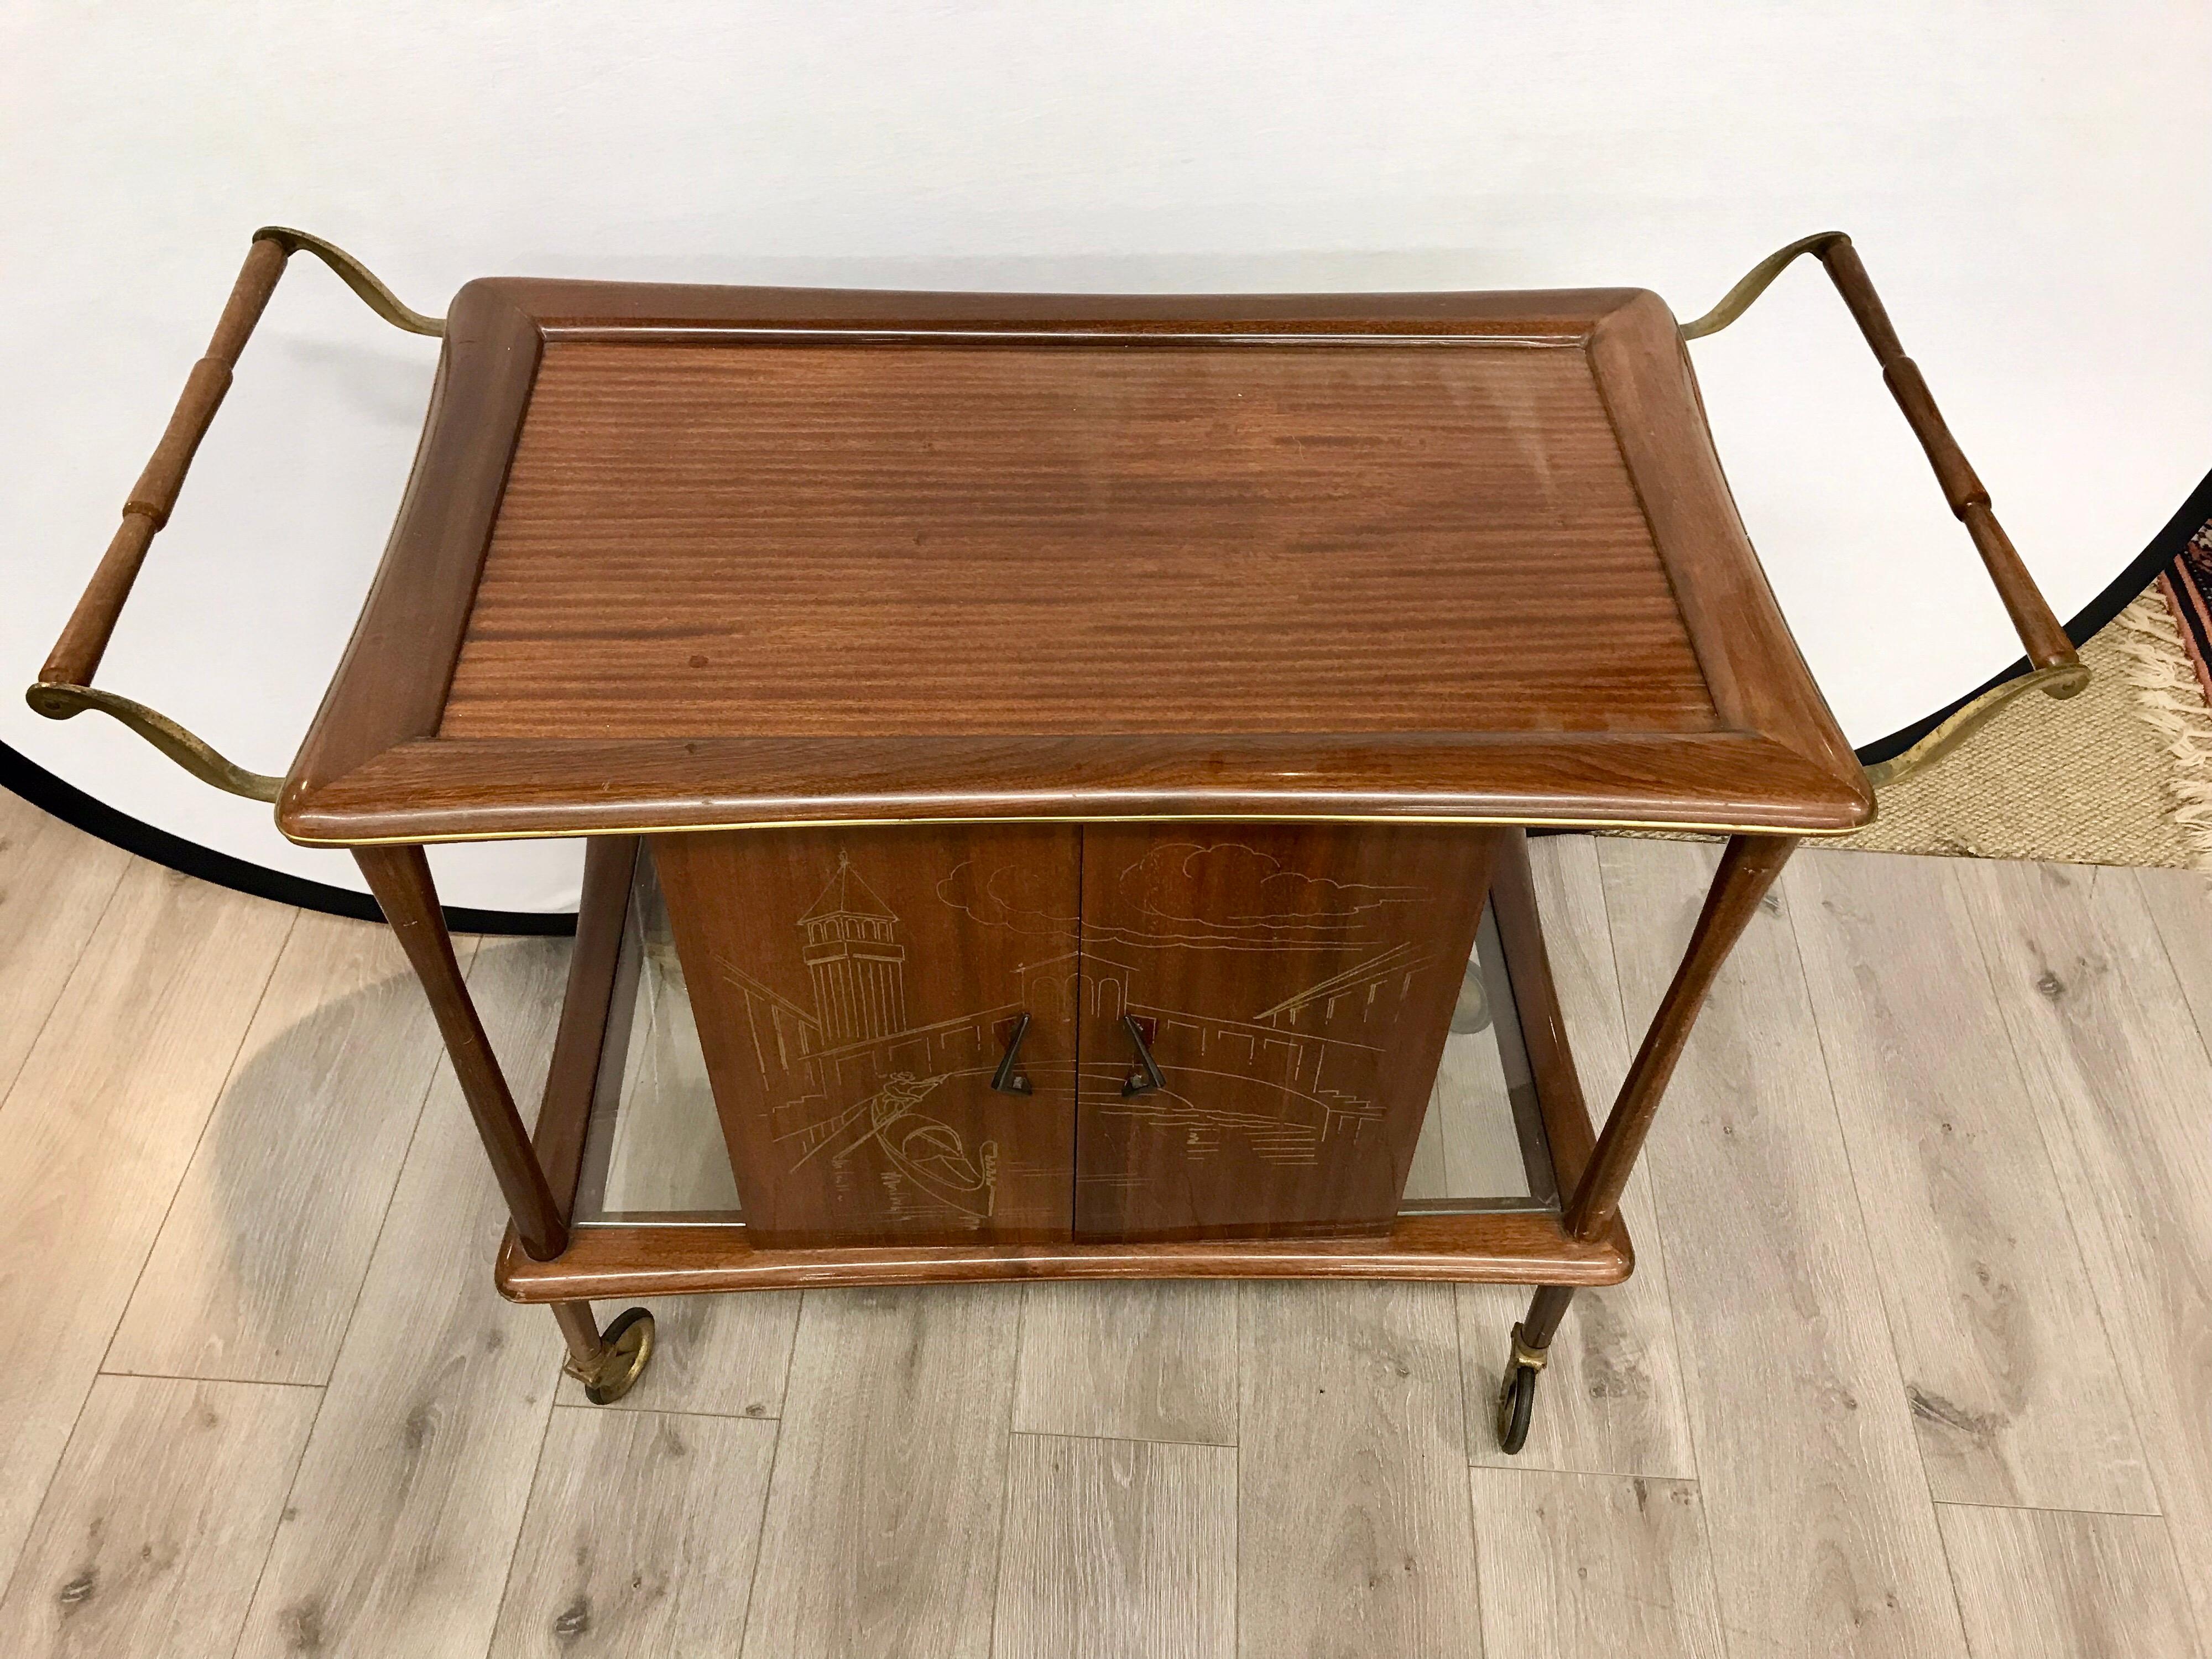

left=276, top=280, right=1873, bottom=847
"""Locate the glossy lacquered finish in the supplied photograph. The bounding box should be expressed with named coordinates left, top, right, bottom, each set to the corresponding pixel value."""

left=276, top=280, right=1872, bottom=846
left=645, top=822, right=1502, bottom=1246
left=494, top=1209, right=1634, bottom=1303
left=498, top=824, right=1636, bottom=1298
left=1071, top=824, right=1496, bottom=1240
left=651, top=825, right=1083, bottom=1248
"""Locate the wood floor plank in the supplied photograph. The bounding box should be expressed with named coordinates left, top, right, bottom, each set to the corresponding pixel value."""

left=552, top=1288, right=799, bottom=1418
left=1597, top=837, right=1969, bottom=1658
left=108, top=914, right=474, bottom=1386
left=0, top=1374, right=319, bottom=1658
left=1936, top=1504, right=2201, bottom=1659
left=1787, top=848, right=2154, bottom=1511
left=740, top=1284, right=1022, bottom=1659
left=2140, top=864, right=2212, bottom=1014
left=1238, top=1280, right=1480, bottom=1659
left=0, top=793, right=129, bottom=1102
left=1463, top=833, right=1695, bottom=1477
left=1013, top=1282, right=1237, bottom=1446
left=992, top=1433, right=1235, bottom=1659
left=1961, top=860, right=2212, bottom=1648
left=488, top=1406, right=778, bottom=1658
left=234, top=938, right=577, bottom=1659
left=0, top=864, right=293, bottom=1584
left=1468, top=1469, right=1724, bottom=1658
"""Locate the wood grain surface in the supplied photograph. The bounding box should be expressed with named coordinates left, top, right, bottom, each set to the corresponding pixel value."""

left=549, top=1288, right=799, bottom=1420
left=0, top=790, right=129, bottom=1100
left=10, top=827, right=2212, bottom=1651
left=1238, top=1280, right=1480, bottom=1658
left=1789, top=849, right=2154, bottom=1512
left=1013, top=1281, right=1239, bottom=1446
left=496, top=1206, right=1631, bottom=1301
left=234, top=940, right=575, bottom=1659
left=489, top=1407, right=779, bottom=1658
left=1933, top=1504, right=2203, bottom=1659
left=654, top=825, right=1081, bottom=1246
left=1966, top=862, right=2212, bottom=1642
left=738, top=1284, right=1019, bottom=1659
left=274, top=282, right=1872, bottom=844
left=0, top=1375, right=319, bottom=1659
left=444, top=338, right=1708, bottom=740
left=107, top=912, right=469, bottom=1386
left=993, top=1433, right=1236, bottom=1659
left=0, top=867, right=294, bottom=1579
left=1467, top=1470, right=1725, bottom=1658
left=1073, top=824, right=1493, bottom=1238
left=1600, top=839, right=1970, bottom=1658
left=280, top=728, right=1874, bottom=845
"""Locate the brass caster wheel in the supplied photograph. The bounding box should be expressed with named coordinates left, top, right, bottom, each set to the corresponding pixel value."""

left=571, top=1307, right=655, bottom=1405
left=1494, top=1322, right=1548, bottom=1455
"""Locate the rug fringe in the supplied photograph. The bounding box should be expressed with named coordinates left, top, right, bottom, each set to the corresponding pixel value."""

left=2111, top=593, right=2212, bottom=867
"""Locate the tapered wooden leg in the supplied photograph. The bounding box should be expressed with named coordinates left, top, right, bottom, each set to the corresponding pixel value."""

left=1564, top=833, right=1798, bottom=1243
left=551, top=1298, right=655, bottom=1405
left=1493, top=833, right=1796, bottom=1455
left=354, top=844, right=569, bottom=1260
left=1518, top=1283, right=1577, bottom=1348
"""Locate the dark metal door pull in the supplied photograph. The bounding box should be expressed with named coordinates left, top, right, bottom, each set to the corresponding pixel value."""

left=991, top=1012, right=1034, bottom=1095
left=1120, top=1013, right=1165, bottom=1097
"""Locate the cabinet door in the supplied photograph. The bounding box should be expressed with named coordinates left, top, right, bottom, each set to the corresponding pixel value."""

left=653, top=826, right=1079, bottom=1248
left=1075, top=825, right=1495, bottom=1238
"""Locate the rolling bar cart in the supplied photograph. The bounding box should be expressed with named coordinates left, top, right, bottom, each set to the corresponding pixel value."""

left=30, top=228, right=2081, bottom=1445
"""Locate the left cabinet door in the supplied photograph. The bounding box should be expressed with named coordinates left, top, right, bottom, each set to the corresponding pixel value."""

left=652, top=825, right=1081, bottom=1248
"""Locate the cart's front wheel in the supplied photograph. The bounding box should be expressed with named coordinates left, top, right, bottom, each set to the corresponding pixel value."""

left=1495, top=1360, right=1538, bottom=1454
left=576, top=1306, right=655, bottom=1405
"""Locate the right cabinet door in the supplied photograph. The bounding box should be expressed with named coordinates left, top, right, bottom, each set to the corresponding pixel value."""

left=1074, top=825, right=1496, bottom=1238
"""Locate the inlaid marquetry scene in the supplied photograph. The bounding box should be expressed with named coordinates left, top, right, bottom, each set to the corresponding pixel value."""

left=591, top=825, right=1546, bottom=1245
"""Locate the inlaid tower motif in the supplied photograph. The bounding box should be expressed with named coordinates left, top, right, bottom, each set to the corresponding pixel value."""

left=798, top=854, right=907, bottom=1045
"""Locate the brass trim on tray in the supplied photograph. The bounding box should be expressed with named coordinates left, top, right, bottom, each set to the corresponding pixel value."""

left=283, top=809, right=1867, bottom=851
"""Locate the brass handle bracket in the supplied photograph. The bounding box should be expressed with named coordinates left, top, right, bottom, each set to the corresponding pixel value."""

left=1682, top=232, right=2088, bottom=786
left=25, top=682, right=284, bottom=802
left=26, top=228, right=444, bottom=801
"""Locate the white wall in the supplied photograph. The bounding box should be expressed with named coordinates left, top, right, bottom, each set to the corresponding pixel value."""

left=4, top=2, right=2205, bottom=912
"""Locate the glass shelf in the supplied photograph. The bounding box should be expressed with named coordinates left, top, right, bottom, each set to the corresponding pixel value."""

left=572, top=853, right=1558, bottom=1227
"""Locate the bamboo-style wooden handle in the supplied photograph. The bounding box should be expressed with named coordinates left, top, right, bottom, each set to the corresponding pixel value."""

left=28, top=229, right=442, bottom=802
left=1814, top=238, right=2078, bottom=675
left=1683, top=232, right=2082, bottom=681
left=41, top=236, right=290, bottom=690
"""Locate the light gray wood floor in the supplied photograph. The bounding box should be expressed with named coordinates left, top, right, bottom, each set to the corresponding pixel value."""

left=0, top=790, right=2205, bottom=1657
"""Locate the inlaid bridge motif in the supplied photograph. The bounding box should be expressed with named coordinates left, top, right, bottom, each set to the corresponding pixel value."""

left=703, top=843, right=1443, bottom=1232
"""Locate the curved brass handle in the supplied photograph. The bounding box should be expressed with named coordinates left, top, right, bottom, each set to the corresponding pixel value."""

left=990, top=1013, right=1034, bottom=1096
left=27, top=228, right=444, bottom=802
left=1119, top=1014, right=1165, bottom=1099
left=1682, top=233, right=2088, bottom=782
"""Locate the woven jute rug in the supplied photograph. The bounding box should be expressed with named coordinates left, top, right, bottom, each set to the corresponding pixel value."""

left=1834, top=522, right=2212, bottom=870
left=1607, top=523, right=2212, bottom=870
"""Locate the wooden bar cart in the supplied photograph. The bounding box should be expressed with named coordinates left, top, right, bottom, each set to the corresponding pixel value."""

left=30, top=228, right=2081, bottom=1448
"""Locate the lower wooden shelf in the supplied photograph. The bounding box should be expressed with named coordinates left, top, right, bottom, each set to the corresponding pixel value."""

left=495, top=1208, right=1631, bottom=1301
